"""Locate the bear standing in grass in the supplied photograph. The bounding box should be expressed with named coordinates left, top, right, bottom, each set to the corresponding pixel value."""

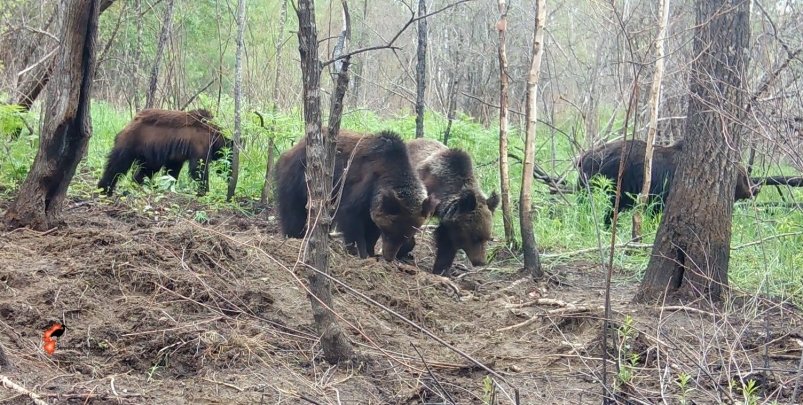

left=406, top=138, right=499, bottom=275
left=577, top=139, right=757, bottom=227
left=276, top=129, right=438, bottom=261
left=97, top=109, right=231, bottom=196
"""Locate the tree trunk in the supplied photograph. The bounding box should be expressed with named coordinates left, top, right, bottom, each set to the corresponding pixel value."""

left=442, top=76, right=459, bottom=146
left=349, top=0, right=368, bottom=108
left=260, top=0, right=288, bottom=205
left=632, top=0, right=670, bottom=239
left=634, top=0, right=750, bottom=304
left=3, top=0, right=100, bottom=231
left=131, top=0, right=143, bottom=110
left=296, top=0, right=355, bottom=364
left=145, top=0, right=175, bottom=109
left=520, top=0, right=546, bottom=280
left=496, top=0, right=515, bottom=246
left=414, top=0, right=427, bottom=138
left=227, top=0, right=246, bottom=201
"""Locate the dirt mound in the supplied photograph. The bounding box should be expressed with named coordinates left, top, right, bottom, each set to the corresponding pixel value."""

left=0, top=200, right=801, bottom=404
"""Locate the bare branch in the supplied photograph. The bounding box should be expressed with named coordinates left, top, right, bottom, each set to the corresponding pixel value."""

left=322, top=0, right=474, bottom=67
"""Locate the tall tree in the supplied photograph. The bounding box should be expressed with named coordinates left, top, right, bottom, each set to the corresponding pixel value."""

left=227, top=0, right=247, bottom=201
left=3, top=0, right=101, bottom=230
left=632, top=0, right=671, bottom=238
left=131, top=0, right=143, bottom=110
left=296, top=0, right=356, bottom=364
left=634, top=0, right=751, bottom=303
left=260, top=0, right=289, bottom=205
left=414, top=0, right=428, bottom=138
left=144, top=0, right=176, bottom=109
left=349, top=0, right=369, bottom=107
left=520, top=0, right=546, bottom=280
left=496, top=0, right=515, bottom=246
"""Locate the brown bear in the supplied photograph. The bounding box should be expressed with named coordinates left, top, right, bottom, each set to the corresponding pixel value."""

left=577, top=138, right=758, bottom=227
left=405, top=138, right=500, bottom=275
left=275, top=128, right=438, bottom=261
left=98, top=108, right=231, bottom=196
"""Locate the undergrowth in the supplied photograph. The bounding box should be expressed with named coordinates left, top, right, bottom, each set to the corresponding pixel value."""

left=1, top=98, right=801, bottom=305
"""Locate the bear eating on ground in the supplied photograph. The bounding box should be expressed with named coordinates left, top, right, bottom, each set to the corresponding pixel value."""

left=405, top=138, right=500, bottom=276
left=275, top=128, right=438, bottom=261
left=97, top=108, right=231, bottom=196
left=576, top=138, right=758, bottom=227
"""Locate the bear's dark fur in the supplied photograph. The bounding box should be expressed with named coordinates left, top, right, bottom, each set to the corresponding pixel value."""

left=97, top=108, right=231, bottom=196
left=577, top=139, right=756, bottom=227
left=275, top=128, right=437, bottom=261
left=406, top=138, right=500, bottom=275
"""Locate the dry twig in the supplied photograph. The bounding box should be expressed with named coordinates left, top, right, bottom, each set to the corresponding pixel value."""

left=0, top=374, right=49, bottom=405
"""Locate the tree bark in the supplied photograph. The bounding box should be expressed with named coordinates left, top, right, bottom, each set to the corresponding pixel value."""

left=131, top=0, right=143, bottom=110
left=144, top=0, right=175, bottom=109
left=348, top=0, right=368, bottom=108
left=414, top=0, right=428, bottom=138
left=496, top=0, right=515, bottom=246
left=227, top=0, right=247, bottom=201
left=260, top=0, right=289, bottom=205
left=634, top=0, right=751, bottom=304
left=520, top=0, right=546, bottom=280
left=4, top=0, right=101, bottom=231
left=296, top=0, right=356, bottom=364
left=632, top=0, right=671, bottom=239
left=442, top=76, right=459, bottom=146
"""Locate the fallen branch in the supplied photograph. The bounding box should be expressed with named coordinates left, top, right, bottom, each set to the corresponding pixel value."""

left=745, top=202, right=803, bottom=210
left=659, top=305, right=717, bottom=319
left=0, top=374, right=49, bottom=405
left=499, top=298, right=604, bottom=332
left=731, top=232, right=803, bottom=250
left=411, top=343, right=456, bottom=405
left=505, top=297, right=577, bottom=309
left=540, top=240, right=652, bottom=258
left=497, top=304, right=601, bottom=332
left=507, top=152, right=568, bottom=190
left=751, top=176, right=803, bottom=187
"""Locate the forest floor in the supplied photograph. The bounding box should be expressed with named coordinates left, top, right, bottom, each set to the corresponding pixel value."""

left=0, top=195, right=801, bottom=405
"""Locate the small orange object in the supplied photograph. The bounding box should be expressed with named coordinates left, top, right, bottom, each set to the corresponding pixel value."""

left=42, top=322, right=65, bottom=356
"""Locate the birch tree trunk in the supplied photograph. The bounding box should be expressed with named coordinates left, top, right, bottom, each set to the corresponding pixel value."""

left=634, top=0, right=750, bottom=304
left=227, top=0, right=246, bottom=201
left=132, top=0, right=143, bottom=110
left=632, top=0, right=671, bottom=239
left=4, top=0, right=100, bottom=231
left=414, top=0, right=428, bottom=138
left=496, top=0, right=515, bottom=246
left=260, top=0, right=288, bottom=205
left=144, top=0, right=175, bottom=109
left=520, top=0, right=546, bottom=280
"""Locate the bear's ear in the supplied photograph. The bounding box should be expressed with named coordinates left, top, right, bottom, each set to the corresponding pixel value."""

left=421, top=195, right=439, bottom=218
left=486, top=191, right=500, bottom=212
left=379, top=190, right=403, bottom=215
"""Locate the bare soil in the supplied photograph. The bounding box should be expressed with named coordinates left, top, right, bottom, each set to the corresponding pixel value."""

left=0, top=197, right=800, bottom=404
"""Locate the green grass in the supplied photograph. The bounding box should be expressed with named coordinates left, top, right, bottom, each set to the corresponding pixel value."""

left=1, top=100, right=801, bottom=305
